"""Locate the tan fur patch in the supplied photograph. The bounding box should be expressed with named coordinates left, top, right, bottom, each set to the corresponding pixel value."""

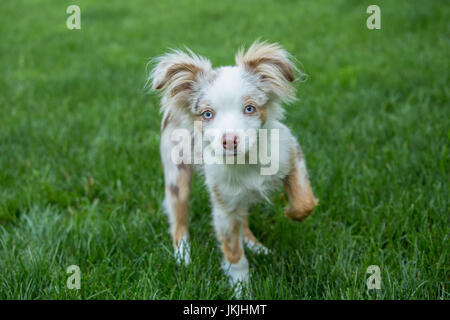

left=242, top=220, right=260, bottom=244
left=220, top=222, right=242, bottom=264
left=259, top=107, right=267, bottom=125
left=247, top=58, right=294, bottom=82
left=243, top=95, right=257, bottom=106
left=173, top=201, right=188, bottom=248
left=236, top=42, right=295, bottom=82
left=194, top=119, right=203, bottom=133
left=170, top=82, right=192, bottom=97
left=159, top=63, right=202, bottom=90
left=213, top=185, right=226, bottom=208
left=176, top=165, right=191, bottom=202
left=283, top=148, right=316, bottom=222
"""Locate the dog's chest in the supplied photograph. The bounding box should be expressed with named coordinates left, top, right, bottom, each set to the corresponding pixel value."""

left=211, top=165, right=282, bottom=207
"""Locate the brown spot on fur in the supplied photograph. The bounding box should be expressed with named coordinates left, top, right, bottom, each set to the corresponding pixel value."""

left=169, top=184, right=179, bottom=198
left=156, top=62, right=202, bottom=96
left=213, top=185, right=226, bottom=208
left=220, top=222, right=242, bottom=264
left=283, top=148, right=317, bottom=222
left=259, top=107, right=267, bottom=125
left=161, top=114, right=170, bottom=132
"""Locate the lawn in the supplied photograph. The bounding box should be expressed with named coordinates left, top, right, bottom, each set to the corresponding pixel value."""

left=0, top=0, right=448, bottom=299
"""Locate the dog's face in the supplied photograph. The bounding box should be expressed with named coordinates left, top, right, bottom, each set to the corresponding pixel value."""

left=195, top=66, right=269, bottom=156
left=150, top=41, right=299, bottom=156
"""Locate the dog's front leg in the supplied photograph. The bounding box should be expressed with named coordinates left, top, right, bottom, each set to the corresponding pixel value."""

left=163, top=162, right=192, bottom=265
left=161, top=124, right=192, bottom=265
left=283, top=146, right=318, bottom=222
left=215, top=211, right=248, bottom=297
left=210, top=188, right=249, bottom=297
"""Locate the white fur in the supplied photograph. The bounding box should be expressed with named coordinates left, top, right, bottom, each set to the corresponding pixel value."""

left=174, top=233, right=190, bottom=266
left=244, top=238, right=270, bottom=255
left=222, top=255, right=249, bottom=298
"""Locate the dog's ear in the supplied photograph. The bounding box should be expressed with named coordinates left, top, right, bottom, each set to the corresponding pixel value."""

left=149, top=49, right=212, bottom=108
left=235, top=41, right=300, bottom=103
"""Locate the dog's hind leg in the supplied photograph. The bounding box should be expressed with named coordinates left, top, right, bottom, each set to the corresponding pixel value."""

left=283, top=145, right=318, bottom=222
left=161, top=118, right=192, bottom=265
left=242, top=219, right=270, bottom=255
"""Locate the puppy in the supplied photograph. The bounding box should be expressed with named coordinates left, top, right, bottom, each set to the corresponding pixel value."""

left=149, top=40, right=317, bottom=295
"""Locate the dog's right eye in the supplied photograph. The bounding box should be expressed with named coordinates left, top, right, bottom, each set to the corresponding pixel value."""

left=201, top=110, right=214, bottom=120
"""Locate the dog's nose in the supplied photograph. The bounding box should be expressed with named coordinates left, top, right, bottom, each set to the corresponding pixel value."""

left=222, top=133, right=238, bottom=151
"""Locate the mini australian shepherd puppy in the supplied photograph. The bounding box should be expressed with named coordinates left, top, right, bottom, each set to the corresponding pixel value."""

left=149, top=40, right=317, bottom=295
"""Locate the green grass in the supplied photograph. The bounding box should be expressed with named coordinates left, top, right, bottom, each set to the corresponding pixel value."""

left=0, top=0, right=448, bottom=299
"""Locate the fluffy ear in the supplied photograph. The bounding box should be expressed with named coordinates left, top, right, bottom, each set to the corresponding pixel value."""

left=235, top=41, right=300, bottom=103
left=148, top=49, right=212, bottom=108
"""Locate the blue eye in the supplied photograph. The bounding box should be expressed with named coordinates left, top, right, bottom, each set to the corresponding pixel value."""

left=202, top=110, right=214, bottom=120
left=244, top=105, right=255, bottom=114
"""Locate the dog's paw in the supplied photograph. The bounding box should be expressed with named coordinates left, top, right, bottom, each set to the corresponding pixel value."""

left=222, top=257, right=249, bottom=298
left=244, top=238, right=270, bottom=255
left=285, top=205, right=313, bottom=222
left=174, top=236, right=191, bottom=266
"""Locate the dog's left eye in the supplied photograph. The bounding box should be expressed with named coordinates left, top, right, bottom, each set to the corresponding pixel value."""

left=244, top=105, right=255, bottom=114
